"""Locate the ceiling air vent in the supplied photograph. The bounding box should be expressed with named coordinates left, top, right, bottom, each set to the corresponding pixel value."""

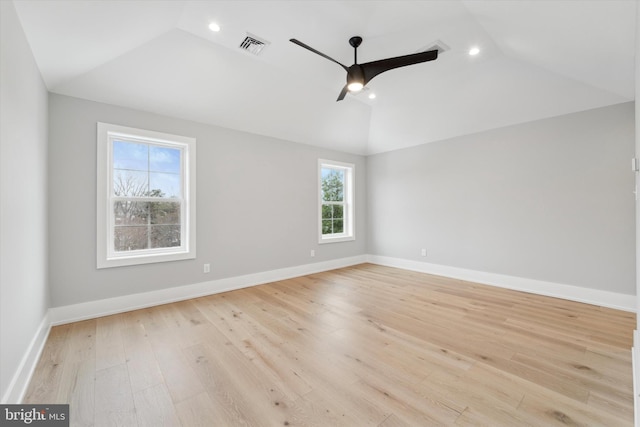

left=239, top=33, right=270, bottom=56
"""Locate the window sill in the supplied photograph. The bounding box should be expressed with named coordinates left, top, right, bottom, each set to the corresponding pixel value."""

left=319, top=235, right=355, bottom=244
left=97, top=250, right=195, bottom=269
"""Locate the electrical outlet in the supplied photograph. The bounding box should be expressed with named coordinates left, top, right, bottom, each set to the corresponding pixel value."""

left=421, top=248, right=427, bottom=257
left=310, top=250, right=315, bottom=257
left=204, top=263, right=210, bottom=273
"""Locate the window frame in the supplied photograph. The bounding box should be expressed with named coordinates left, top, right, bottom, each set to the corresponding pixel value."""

left=318, top=159, right=355, bottom=244
left=97, top=122, right=196, bottom=268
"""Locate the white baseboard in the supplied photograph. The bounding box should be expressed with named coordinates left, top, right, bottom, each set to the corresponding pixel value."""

left=45, top=254, right=638, bottom=326
left=49, top=255, right=367, bottom=326
left=1, top=312, right=51, bottom=404
left=367, top=255, right=636, bottom=312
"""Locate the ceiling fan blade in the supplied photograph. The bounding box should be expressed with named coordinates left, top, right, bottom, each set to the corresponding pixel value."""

left=361, top=49, right=438, bottom=85
left=290, top=39, right=349, bottom=72
left=336, top=85, right=348, bottom=102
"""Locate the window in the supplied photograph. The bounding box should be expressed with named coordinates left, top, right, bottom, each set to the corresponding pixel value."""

left=319, top=159, right=354, bottom=243
left=97, top=123, right=196, bottom=268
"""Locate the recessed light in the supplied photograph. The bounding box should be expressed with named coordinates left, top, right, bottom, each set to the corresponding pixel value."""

left=368, top=93, right=376, bottom=99
left=208, top=22, right=221, bottom=32
left=469, top=46, right=480, bottom=56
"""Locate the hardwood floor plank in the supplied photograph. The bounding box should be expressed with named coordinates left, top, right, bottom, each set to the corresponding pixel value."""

left=61, top=359, right=95, bottom=427
left=426, top=366, right=525, bottom=417
left=588, top=389, right=634, bottom=423
left=133, top=383, right=181, bottom=427
left=454, top=405, right=536, bottom=427
left=174, top=392, right=224, bottom=427
left=290, top=389, right=374, bottom=426
left=121, top=324, right=164, bottom=394
left=295, top=385, right=389, bottom=426
left=354, top=374, right=462, bottom=425
left=94, top=364, right=136, bottom=427
left=147, top=330, right=206, bottom=404
left=377, top=414, right=410, bottom=427
left=517, top=391, right=628, bottom=426
left=65, top=320, right=96, bottom=363
left=511, top=351, right=633, bottom=404
left=23, top=264, right=635, bottom=426
left=183, top=341, right=294, bottom=426
left=192, top=294, right=317, bottom=400
left=95, top=315, right=125, bottom=371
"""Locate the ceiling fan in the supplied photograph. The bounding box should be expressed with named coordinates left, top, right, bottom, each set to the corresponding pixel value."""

left=289, top=36, right=439, bottom=101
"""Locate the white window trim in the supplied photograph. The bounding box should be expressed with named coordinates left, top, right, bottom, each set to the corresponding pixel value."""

left=97, top=122, right=196, bottom=268
left=318, top=159, right=355, bottom=244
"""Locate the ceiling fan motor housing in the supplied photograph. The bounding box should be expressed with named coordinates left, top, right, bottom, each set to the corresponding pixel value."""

left=347, top=65, right=365, bottom=87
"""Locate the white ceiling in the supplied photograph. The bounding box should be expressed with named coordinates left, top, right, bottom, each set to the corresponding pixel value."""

left=12, top=0, right=637, bottom=155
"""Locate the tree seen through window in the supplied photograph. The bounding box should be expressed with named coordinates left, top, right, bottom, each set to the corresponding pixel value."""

left=112, top=140, right=182, bottom=251
left=321, top=168, right=345, bottom=235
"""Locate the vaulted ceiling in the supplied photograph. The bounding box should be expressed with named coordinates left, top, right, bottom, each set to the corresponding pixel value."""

left=13, top=0, right=637, bottom=155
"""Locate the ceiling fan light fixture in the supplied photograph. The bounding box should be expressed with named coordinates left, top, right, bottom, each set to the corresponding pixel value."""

left=347, top=82, right=364, bottom=92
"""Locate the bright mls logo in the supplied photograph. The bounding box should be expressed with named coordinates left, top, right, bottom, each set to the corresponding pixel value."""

left=1, top=405, right=69, bottom=426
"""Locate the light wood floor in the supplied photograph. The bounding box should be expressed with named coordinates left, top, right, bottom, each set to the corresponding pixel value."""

left=24, top=264, right=635, bottom=426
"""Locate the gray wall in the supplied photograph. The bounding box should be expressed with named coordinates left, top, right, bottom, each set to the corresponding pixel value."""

left=0, top=1, right=50, bottom=402
left=48, top=94, right=366, bottom=307
left=367, top=102, right=635, bottom=294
